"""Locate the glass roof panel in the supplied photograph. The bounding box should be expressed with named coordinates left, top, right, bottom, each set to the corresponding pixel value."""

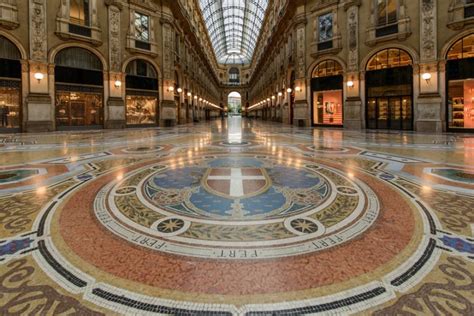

left=199, top=0, right=269, bottom=65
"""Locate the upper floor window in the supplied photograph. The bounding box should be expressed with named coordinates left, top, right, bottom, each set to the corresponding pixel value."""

left=134, top=12, right=150, bottom=42
left=229, top=68, right=240, bottom=83
left=319, top=13, right=333, bottom=42
left=70, top=0, right=90, bottom=26
left=376, top=0, right=397, bottom=27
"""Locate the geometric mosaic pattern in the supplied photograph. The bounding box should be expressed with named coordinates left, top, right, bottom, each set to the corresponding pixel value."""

left=0, top=119, right=473, bottom=315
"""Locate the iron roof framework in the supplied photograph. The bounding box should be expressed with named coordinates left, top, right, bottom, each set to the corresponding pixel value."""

left=199, top=0, right=268, bottom=65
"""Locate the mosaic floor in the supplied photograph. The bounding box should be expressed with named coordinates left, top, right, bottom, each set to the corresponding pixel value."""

left=1, top=117, right=473, bottom=315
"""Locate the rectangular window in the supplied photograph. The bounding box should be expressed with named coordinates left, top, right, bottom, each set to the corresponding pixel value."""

left=70, top=0, right=90, bottom=26
left=134, top=12, right=150, bottom=42
left=318, top=13, right=333, bottom=43
left=313, top=90, right=343, bottom=126
left=377, top=0, right=397, bottom=27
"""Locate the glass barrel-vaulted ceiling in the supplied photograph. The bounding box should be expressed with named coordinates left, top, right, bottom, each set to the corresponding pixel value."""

left=199, top=0, right=269, bottom=65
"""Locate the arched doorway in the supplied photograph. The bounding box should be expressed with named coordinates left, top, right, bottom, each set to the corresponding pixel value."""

left=125, top=59, right=159, bottom=126
left=365, top=48, right=413, bottom=130
left=446, top=34, right=474, bottom=131
left=311, top=60, right=344, bottom=127
left=228, top=91, right=241, bottom=116
left=0, top=35, right=22, bottom=131
left=55, top=47, right=104, bottom=129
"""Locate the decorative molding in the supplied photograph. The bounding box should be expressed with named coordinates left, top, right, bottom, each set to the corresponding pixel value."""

left=420, top=0, right=437, bottom=62
left=347, top=5, right=359, bottom=72
left=29, top=0, right=47, bottom=62
left=108, top=4, right=121, bottom=72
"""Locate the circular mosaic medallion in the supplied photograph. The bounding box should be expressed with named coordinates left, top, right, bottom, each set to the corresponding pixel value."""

left=93, top=155, right=379, bottom=259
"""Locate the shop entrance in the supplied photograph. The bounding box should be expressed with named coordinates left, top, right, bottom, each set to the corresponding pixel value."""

left=311, top=60, right=344, bottom=127
left=365, top=48, right=413, bottom=131
left=54, top=47, right=104, bottom=129
left=367, top=96, right=412, bottom=130
left=0, top=36, right=22, bottom=132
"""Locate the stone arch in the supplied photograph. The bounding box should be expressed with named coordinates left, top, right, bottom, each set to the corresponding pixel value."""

left=307, top=56, right=347, bottom=79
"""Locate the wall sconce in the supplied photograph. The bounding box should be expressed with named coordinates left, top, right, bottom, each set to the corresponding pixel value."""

left=194, top=95, right=198, bottom=99
left=347, top=81, right=354, bottom=88
left=199, top=97, right=203, bottom=101
left=295, top=86, right=301, bottom=92
left=114, top=79, right=122, bottom=88
left=177, top=87, right=183, bottom=93
left=168, top=86, right=175, bottom=92
left=271, top=95, right=276, bottom=100
left=287, top=88, right=292, bottom=93
left=187, top=92, right=192, bottom=97
left=267, top=98, right=270, bottom=102
left=34, top=72, right=44, bottom=83
left=278, top=92, right=283, bottom=97
left=422, top=73, right=432, bottom=84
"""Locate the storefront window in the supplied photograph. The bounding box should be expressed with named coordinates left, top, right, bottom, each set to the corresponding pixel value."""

left=55, top=90, right=103, bottom=127
left=311, top=60, right=344, bottom=126
left=126, top=59, right=159, bottom=126
left=0, top=84, right=20, bottom=128
left=126, top=95, right=157, bottom=125
left=313, top=90, right=343, bottom=125
left=447, top=34, right=474, bottom=131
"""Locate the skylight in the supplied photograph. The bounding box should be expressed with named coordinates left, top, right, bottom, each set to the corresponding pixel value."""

left=199, top=0, right=269, bottom=65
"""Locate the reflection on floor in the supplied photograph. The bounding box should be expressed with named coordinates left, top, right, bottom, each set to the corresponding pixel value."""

left=0, top=117, right=473, bottom=315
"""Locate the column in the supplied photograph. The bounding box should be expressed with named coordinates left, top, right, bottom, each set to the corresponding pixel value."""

left=293, top=15, right=309, bottom=127
left=26, top=0, right=53, bottom=132
left=417, top=0, right=443, bottom=132
left=344, top=1, right=363, bottom=130
left=105, top=1, right=125, bottom=129
left=160, top=20, right=177, bottom=126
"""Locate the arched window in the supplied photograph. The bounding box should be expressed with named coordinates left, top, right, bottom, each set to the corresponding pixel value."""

left=126, top=59, right=157, bottom=78
left=447, top=34, right=474, bottom=60
left=366, top=48, right=412, bottom=71
left=229, top=67, right=240, bottom=84
left=55, top=47, right=102, bottom=71
left=312, top=60, right=343, bottom=78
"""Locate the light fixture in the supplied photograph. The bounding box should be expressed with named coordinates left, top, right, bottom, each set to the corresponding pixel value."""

left=295, top=86, right=301, bottom=92
left=168, top=86, right=175, bottom=92
left=347, top=81, right=354, bottom=88
left=271, top=95, right=276, bottom=99
left=267, top=98, right=270, bottom=102
left=422, top=73, right=432, bottom=84
left=278, top=92, right=283, bottom=97
left=194, top=95, right=198, bottom=99
left=287, top=88, right=292, bottom=93
left=199, top=97, right=203, bottom=101
left=187, top=92, right=192, bottom=97
left=114, top=79, right=122, bottom=88
left=177, top=87, right=183, bottom=93
left=34, top=72, right=44, bottom=83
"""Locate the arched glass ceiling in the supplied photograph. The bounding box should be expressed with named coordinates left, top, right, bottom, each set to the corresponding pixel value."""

left=199, top=0, right=269, bottom=65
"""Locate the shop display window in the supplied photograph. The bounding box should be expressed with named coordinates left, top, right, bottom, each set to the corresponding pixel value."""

left=448, top=80, right=474, bottom=129
left=56, top=91, right=103, bottom=127
left=126, top=95, right=157, bottom=125
left=0, top=86, right=20, bottom=128
left=313, top=90, right=343, bottom=125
